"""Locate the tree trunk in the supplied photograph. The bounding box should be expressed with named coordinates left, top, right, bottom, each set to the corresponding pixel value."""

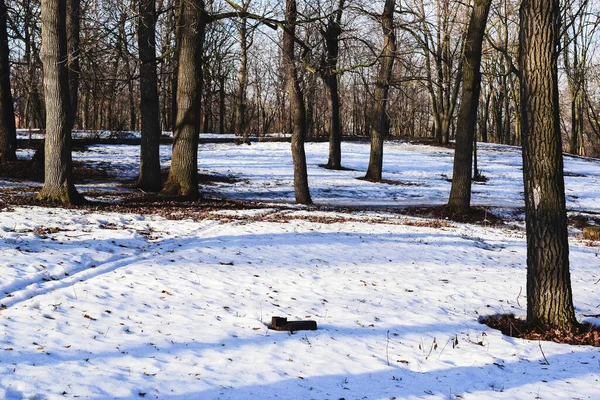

left=519, top=0, right=576, bottom=332
left=235, top=16, right=249, bottom=137
left=323, top=2, right=344, bottom=169
left=0, top=0, right=16, bottom=161
left=137, top=0, right=162, bottom=192
left=480, top=90, right=490, bottom=142
left=365, top=0, right=395, bottom=181
left=36, top=0, right=84, bottom=204
left=162, top=0, right=205, bottom=198
left=219, top=74, right=225, bottom=134
left=23, top=0, right=45, bottom=130
left=447, top=0, right=491, bottom=214
left=283, top=0, right=311, bottom=204
left=66, top=0, right=79, bottom=125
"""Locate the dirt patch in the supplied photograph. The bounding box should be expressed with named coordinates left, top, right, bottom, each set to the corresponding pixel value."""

left=0, top=159, right=43, bottom=181
left=318, top=164, right=357, bottom=171
left=0, top=158, right=115, bottom=184
left=481, top=314, right=600, bottom=347
left=402, top=204, right=504, bottom=225
left=357, top=177, right=420, bottom=186
left=569, top=214, right=600, bottom=229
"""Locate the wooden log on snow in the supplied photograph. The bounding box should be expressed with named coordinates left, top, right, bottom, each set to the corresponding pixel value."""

left=270, top=316, right=317, bottom=332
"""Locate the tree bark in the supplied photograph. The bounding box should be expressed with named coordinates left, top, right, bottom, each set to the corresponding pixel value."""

left=365, top=0, right=395, bottom=181
left=66, top=0, right=79, bottom=125
left=283, top=0, right=311, bottom=204
left=447, top=0, right=491, bottom=214
left=137, top=0, right=162, bottom=191
left=323, top=1, right=344, bottom=169
left=219, top=74, right=225, bottom=134
left=36, top=0, right=84, bottom=204
left=480, top=90, right=490, bottom=143
left=235, top=13, right=249, bottom=137
left=0, top=0, right=16, bottom=161
left=162, top=0, right=205, bottom=198
left=519, top=0, right=576, bottom=332
left=22, top=0, right=45, bottom=130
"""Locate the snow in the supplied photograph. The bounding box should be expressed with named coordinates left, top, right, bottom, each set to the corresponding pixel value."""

left=1, top=140, right=600, bottom=399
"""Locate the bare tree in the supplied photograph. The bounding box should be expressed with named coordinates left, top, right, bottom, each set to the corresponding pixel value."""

left=562, top=0, right=597, bottom=156
left=162, top=0, right=206, bottom=198
left=66, top=0, right=79, bottom=122
left=520, top=0, right=576, bottom=332
left=137, top=0, right=162, bottom=191
left=283, top=0, right=311, bottom=204
left=404, top=0, right=467, bottom=144
left=320, top=0, right=345, bottom=169
left=233, top=0, right=254, bottom=138
left=365, top=0, right=395, bottom=181
left=36, top=0, right=84, bottom=204
left=0, top=0, right=16, bottom=161
left=447, top=0, right=492, bottom=214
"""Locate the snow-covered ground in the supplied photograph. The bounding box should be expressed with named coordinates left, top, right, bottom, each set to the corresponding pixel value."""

left=1, top=140, right=599, bottom=399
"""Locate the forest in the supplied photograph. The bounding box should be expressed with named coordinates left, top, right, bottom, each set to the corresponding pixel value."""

left=1, top=0, right=600, bottom=397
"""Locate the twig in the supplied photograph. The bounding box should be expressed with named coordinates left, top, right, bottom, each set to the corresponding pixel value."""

left=425, top=337, right=437, bottom=360
left=517, top=287, right=522, bottom=307
left=437, top=336, right=453, bottom=359
left=538, top=341, right=550, bottom=365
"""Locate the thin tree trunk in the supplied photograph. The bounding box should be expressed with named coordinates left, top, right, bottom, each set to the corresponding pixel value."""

left=202, top=71, right=211, bottom=133
left=519, top=0, right=576, bottom=332
left=219, top=74, right=225, bottom=134
left=0, top=0, right=16, bottom=161
left=365, top=0, right=395, bottom=181
left=235, top=15, right=249, bottom=137
left=162, top=0, right=205, bottom=198
left=447, top=0, right=491, bottom=214
left=480, top=90, right=490, bottom=142
left=283, top=0, right=311, bottom=204
left=137, top=0, right=162, bottom=191
left=36, top=0, right=84, bottom=204
left=66, top=0, right=79, bottom=126
left=23, top=0, right=45, bottom=130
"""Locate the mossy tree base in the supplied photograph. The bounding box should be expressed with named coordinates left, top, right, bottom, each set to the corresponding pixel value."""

left=160, top=178, right=199, bottom=200
left=36, top=185, right=87, bottom=205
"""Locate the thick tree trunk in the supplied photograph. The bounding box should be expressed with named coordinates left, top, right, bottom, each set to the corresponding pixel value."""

left=36, top=0, right=84, bottom=204
left=447, top=0, right=491, bottom=214
left=283, top=0, right=311, bottom=204
left=519, top=0, right=576, bottom=332
left=365, top=0, right=395, bottom=181
left=0, top=0, right=16, bottom=161
left=162, top=0, right=205, bottom=198
left=137, top=0, right=162, bottom=192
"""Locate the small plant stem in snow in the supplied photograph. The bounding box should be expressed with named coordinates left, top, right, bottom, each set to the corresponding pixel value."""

left=539, top=341, right=550, bottom=365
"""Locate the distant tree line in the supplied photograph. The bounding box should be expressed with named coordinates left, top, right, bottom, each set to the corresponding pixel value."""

left=2, top=0, right=599, bottom=154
